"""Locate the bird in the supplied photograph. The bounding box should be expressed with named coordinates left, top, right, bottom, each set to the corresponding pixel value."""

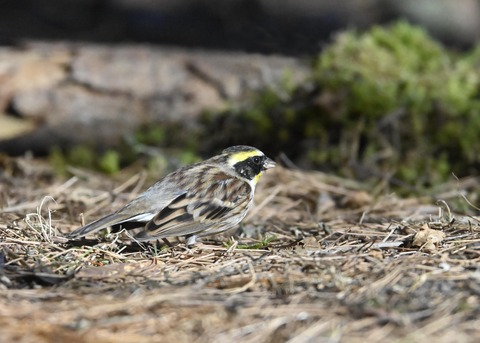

left=68, top=145, right=276, bottom=245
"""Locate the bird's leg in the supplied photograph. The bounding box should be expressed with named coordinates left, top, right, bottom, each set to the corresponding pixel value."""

left=162, top=238, right=173, bottom=247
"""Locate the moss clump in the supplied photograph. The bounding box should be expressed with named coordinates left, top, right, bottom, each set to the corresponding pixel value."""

left=129, top=123, right=202, bottom=168
left=48, top=123, right=202, bottom=177
left=134, top=126, right=166, bottom=146
left=98, top=150, right=120, bottom=175
left=314, top=21, right=480, bottom=186
left=49, top=146, right=121, bottom=176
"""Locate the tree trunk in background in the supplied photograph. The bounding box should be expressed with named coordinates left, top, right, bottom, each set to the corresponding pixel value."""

left=0, top=42, right=308, bottom=154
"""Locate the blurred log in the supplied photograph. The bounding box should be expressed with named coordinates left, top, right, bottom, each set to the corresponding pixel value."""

left=0, top=42, right=308, bottom=154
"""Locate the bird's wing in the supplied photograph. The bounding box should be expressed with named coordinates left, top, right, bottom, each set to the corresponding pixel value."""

left=135, top=174, right=252, bottom=241
left=68, top=186, right=186, bottom=239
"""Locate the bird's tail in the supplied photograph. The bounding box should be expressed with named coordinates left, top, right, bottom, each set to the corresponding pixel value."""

left=68, top=213, right=132, bottom=239
left=133, top=230, right=156, bottom=242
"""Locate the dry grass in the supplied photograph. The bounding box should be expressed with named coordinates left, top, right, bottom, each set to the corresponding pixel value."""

left=1, top=155, right=480, bottom=342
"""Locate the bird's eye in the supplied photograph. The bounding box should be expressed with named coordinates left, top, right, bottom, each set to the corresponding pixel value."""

left=252, top=156, right=261, bottom=164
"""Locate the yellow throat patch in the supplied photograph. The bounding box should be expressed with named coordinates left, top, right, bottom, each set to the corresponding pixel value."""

left=253, top=171, right=263, bottom=185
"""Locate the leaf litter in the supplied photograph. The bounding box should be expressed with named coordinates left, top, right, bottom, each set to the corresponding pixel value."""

left=0, top=155, right=479, bottom=342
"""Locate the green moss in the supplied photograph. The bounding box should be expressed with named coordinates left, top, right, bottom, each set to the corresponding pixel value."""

left=243, top=108, right=271, bottom=133
left=314, top=21, right=480, bottom=184
left=47, top=120, right=204, bottom=177
left=316, top=21, right=455, bottom=120
left=49, top=147, right=68, bottom=176
left=98, top=150, right=120, bottom=175
left=49, top=146, right=120, bottom=176
left=134, top=126, right=166, bottom=146
left=146, top=155, right=168, bottom=176
left=179, top=150, right=201, bottom=165
left=68, top=146, right=95, bottom=169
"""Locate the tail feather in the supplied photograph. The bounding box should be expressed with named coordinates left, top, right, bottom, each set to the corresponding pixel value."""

left=69, top=213, right=134, bottom=238
left=133, top=230, right=154, bottom=241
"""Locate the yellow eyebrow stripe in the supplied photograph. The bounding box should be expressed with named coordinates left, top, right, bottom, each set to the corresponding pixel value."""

left=228, top=150, right=262, bottom=164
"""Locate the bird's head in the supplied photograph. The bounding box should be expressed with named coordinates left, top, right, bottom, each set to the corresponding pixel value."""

left=223, top=145, right=276, bottom=185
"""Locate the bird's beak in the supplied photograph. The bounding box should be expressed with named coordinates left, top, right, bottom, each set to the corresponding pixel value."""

left=262, top=157, right=276, bottom=170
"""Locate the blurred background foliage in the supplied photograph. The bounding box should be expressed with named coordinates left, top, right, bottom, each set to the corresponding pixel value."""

left=49, top=21, right=480, bottom=194
left=203, top=22, right=480, bottom=191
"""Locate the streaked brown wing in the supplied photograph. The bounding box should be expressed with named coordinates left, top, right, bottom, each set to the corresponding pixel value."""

left=136, top=173, right=251, bottom=240
left=68, top=175, right=189, bottom=238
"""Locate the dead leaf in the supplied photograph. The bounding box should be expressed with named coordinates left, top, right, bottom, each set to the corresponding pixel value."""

left=300, top=236, right=321, bottom=249
left=296, top=236, right=322, bottom=254
left=412, top=225, right=446, bottom=252
left=368, top=250, right=384, bottom=260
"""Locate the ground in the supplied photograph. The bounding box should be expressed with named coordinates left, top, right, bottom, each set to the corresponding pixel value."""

left=0, top=156, right=479, bottom=342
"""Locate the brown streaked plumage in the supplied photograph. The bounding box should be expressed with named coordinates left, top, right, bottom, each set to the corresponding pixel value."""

left=68, top=145, right=275, bottom=245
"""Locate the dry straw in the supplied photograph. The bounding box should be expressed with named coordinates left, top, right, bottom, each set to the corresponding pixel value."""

left=1, top=158, right=479, bottom=342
